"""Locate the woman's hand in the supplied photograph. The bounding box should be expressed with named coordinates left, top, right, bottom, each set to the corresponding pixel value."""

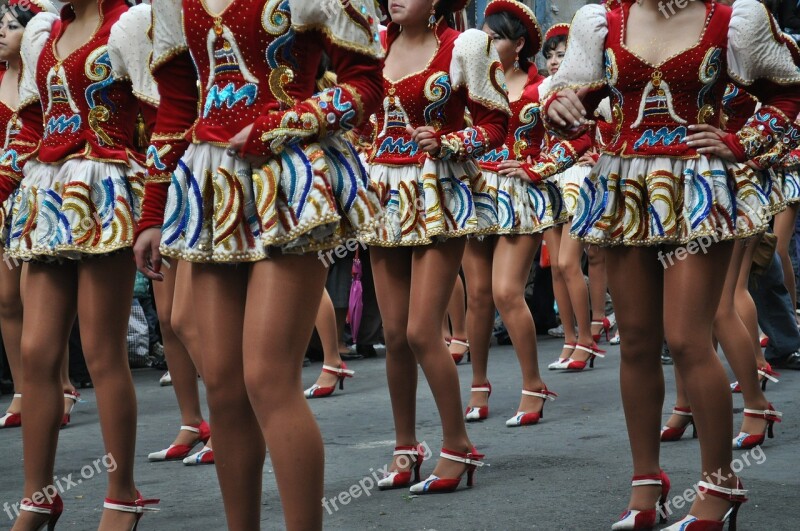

left=546, top=89, right=587, bottom=129
left=229, top=124, right=269, bottom=167
left=133, top=227, right=165, bottom=281
left=578, top=152, right=597, bottom=167
left=684, top=124, right=737, bottom=162
left=498, top=159, right=529, bottom=180
left=407, top=125, right=440, bottom=155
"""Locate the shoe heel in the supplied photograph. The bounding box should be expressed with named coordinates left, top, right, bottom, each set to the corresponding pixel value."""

left=692, top=422, right=698, bottom=439
left=466, top=466, right=476, bottom=487
left=338, top=377, right=344, bottom=391
left=767, top=421, right=774, bottom=439
left=728, top=502, right=741, bottom=531
left=761, top=378, right=767, bottom=391
left=589, top=355, right=595, bottom=369
left=413, top=460, right=422, bottom=483
left=657, top=494, right=667, bottom=523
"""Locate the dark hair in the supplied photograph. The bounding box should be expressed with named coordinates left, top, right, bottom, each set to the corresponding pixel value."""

left=484, top=11, right=533, bottom=72
left=0, top=4, right=37, bottom=27
left=542, top=35, right=567, bottom=58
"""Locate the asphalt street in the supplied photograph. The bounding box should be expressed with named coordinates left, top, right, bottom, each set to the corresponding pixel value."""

left=1, top=337, right=798, bottom=530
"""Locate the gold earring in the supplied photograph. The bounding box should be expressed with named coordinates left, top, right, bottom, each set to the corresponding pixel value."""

left=514, top=55, right=520, bottom=71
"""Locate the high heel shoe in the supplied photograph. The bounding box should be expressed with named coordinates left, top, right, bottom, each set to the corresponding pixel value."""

left=592, top=316, right=611, bottom=342
left=732, top=404, right=782, bottom=450
left=20, top=492, right=63, bottom=530
left=304, top=363, right=355, bottom=398
left=464, top=382, right=491, bottom=422
left=660, top=407, right=696, bottom=442
left=61, top=391, right=80, bottom=428
left=611, top=470, right=670, bottom=530
left=548, top=343, right=575, bottom=370
left=409, top=448, right=484, bottom=494
left=564, top=343, right=605, bottom=371
left=148, top=420, right=211, bottom=461
left=449, top=337, right=470, bottom=364
left=730, top=363, right=780, bottom=393
left=377, top=444, right=425, bottom=490
left=505, top=388, right=557, bottom=427
left=662, top=479, right=747, bottom=531
left=103, top=491, right=159, bottom=531
left=183, top=446, right=214, bottom=466
left=0, top=393, right=22, bottom=428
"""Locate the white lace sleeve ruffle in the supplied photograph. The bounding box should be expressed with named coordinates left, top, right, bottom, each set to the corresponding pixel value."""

left=109, top=4, right=159, bottom=106
left=450, top=29, right=510, bottom=115
left=18, top=12, right=57, bottom=108
left=543, top=4, right=607, bottom=98
left=290, top=0, right=383, bottom=58
left=151, top=0, right=186, bottom=70
left=728, top=0, right=800, bottom=86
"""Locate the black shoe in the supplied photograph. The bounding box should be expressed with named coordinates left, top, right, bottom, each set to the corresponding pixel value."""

left=771, top=351, right=800, bottom=370
left=356, top=344, right=377, bottom=358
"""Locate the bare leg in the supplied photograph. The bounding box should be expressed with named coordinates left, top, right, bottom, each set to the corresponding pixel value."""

left=447, top=273, right=469, bottom=359
left=663, top=367, right=692, bottom=431
left=408, top=239, right=474, bottom=478
left=774, top=204, right=800, bottom=312
left=371, top=247, right=418, bottom=474
left=191, top=263, right=265, bottom=530
left=605, top=247, right=664, bottom=513
left=152, top=262, right=204, bottom=448
left=559, top=230, right=594, bottom=360
left=493, top=234, right=547, bottom=413
left=663, top=242, right=738, bottom=520
left=587, top=245, right=609, bottom=340
left=311, top=288, right=347, bottom=389
left=544, top=226, right=576, bottom=360
left=735, top=234, right=768, bottom=367
left=12, top=263, right=76, bottom=531
left=462, top=238, right=495, bottom=412
left=243, top=254, right=328, bottom=531
left=0, top=245, right=23, bottom=416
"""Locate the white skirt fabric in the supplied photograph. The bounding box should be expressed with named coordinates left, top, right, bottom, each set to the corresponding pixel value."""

left=7, top=158, right=144, bottom=260
left=366, top=157, right=493, bottom=246
left=570, top=155, right=770, bottom=246
left=481, top=169, right=566, bottom=235
left=0, top=193, right=16, bottom=244
left=774, top=165, right=800, bottom=205
left=160, top=138, right=382, bottom=262
left=759, top=168, right=787, bottom=215
left=558, top=163, right=593, bottom=218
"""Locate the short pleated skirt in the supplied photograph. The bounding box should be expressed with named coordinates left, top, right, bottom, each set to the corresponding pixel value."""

left=0, top=192, right=16, bottom=244
left=365, top=157, right=491, bottom=246
left=160, top=139, right=382, bottom=262
left=6, top=157, right=144, bottom=260
left=774, top=165, right=800, bottom=205
left=758, top=168, right=787, bottom=215
left=481, top=168, right=566, bottom=235
left=570, top=155, right=770, bottom=246
left=558, top=163, right=593, bottom=218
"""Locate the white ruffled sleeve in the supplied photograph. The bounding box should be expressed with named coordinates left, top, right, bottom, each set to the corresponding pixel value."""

left=151, top=0, right=186, bottom=71
left=18, top=12, right=57, bottom=108
left=544, top=4, right=608, bottom=97
left=108, top=4, right=159, bottom=106
left=450, top=28, right=510, bottom=115
left=290, top=0, right=383, bottom=58
left=727, top=0, right=800, bottom=86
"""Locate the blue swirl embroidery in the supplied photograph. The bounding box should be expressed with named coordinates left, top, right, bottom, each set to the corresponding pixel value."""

left=697, top=48, right=722, bottom=111
left=478, top=147, right=509, bottom=164
left=146, top=145, right=167, bottom=171
left=633, top=126, right=687, bottom=151
left=203, top=83, right=258, bottom=118
left=0, top=149, right=21, bottom=172
left=85, top=50, right=116, bottom=113
left=423, top=73, right=451, bottom=125
left=376, top=136, right=418, bottom=157
left=317, top=87, right=356, bottom=132
left=45, top=115, right=82, bottom=137
left=515, top=104, right=539, bottom=144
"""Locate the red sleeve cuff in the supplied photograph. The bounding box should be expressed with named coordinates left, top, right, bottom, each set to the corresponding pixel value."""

left=722, top=132, right=748, bottom=163
left=136, top=181, right=170, bottom=241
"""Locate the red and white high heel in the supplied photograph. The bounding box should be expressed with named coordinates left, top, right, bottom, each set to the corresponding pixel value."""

left=19, top=492, right=63, bottom=530
left=449, top=337, right=470, bottom=364
left=548, top=343, right=575, bottom=370
left=730, top=363, right=779, bottom=393
left=505, top=388, right=557, bottom=427
left=660, top=407, right=696, bottom=442
left=147, top=420, right=211, bottom=461
left=377, top=444, right=425, bottom=490
left=592, top=316, right=611, bottom=342
left=662, top=479, right=747, bottom=531
left=464, top=382, right=491, bottom=421
left=0, top=393, right=22, bottom=428
left=183, top=446, right=214, bottom=466
left=304, top=363, right=355, bottom=398
left=564, top=343, right=605, bottom=371
left=732, top=404, right=782, bottom=450
left=61, top=391, right=80, bottom=428
left=611, top=470, right=670, bottom=530
left=409, top=448, right=484, bottom=494
left=103, top=491, right=159, bottom=531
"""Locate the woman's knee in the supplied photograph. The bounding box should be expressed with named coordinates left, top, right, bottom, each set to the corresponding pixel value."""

left=493, top=282, right=525, bottom=315
left=0, top=285, right=22, bottom=320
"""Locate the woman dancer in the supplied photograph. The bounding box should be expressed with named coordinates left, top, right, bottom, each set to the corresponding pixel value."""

left=367, top=0, right=509, bottom=492
left=0, top=0, right=78, bottom=432
left=462, top=0, right=562, bottom=425
left=134, top=1, right=383, bottom=528
left=0, top=1, right=160, bottom=529
left=545, top=0, right=800, bottom=528
left=539, top=24, right=602, bottom=372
